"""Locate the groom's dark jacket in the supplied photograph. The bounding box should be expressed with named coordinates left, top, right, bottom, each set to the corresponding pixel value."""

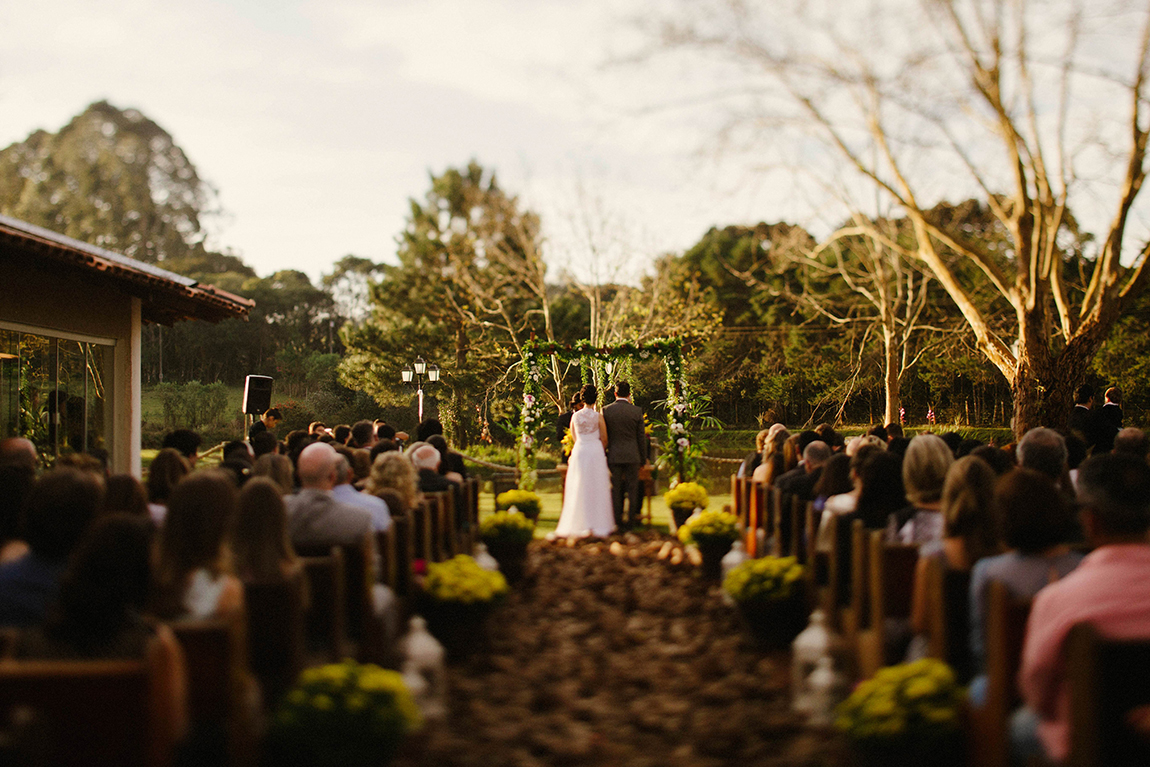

left=602, top=399, right=648, bottom=466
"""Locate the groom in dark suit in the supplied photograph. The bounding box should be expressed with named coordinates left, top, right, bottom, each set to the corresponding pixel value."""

left=602, top=381, right=648, bottom=530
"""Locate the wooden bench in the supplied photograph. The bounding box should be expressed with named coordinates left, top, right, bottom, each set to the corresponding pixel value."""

left=838, top=520, right=869, bottom=643
left=1066, top=621, right=1150, bottom=767
left=856, top=532, right=918, bottom=678
left=923, top=555, right=974, bottom=682
left=967, top=580, right=1031, bottom=767
left=297, top=533, right=389, bottom=666
left=243, top=574, right=306, bottom=708
left=170, top=613, right=253, bottom=766
left=0, top=642, right=173, bottom=767
left=300, top=547, right=346, bottom=661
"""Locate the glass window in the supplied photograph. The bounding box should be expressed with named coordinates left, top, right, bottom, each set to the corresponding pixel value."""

left=0, top=328, right=113, bottom=466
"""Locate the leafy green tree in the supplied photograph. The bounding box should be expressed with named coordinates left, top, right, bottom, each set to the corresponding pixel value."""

left=341, top=161, right=551, bottom=444
left=0, top=100, right=217, bottom=266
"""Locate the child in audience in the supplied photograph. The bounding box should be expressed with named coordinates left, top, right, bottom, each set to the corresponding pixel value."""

left=153, top=471, right=243, bottom=620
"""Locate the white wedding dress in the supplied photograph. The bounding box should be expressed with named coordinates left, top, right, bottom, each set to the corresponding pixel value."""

left=555, top=407, right=616, bottom=538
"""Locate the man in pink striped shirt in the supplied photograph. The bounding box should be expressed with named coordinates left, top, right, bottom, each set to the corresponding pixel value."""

left=1017, top=452, right=1150, bottom=763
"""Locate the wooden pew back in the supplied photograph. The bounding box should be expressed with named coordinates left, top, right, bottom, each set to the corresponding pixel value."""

left=299, top=548, right=346, bottom=661
left=1066, top=622, right=1150, bottom=767
left=243, top=574, right=306, bottom=708
left=0, top=643, right=170, bottom=767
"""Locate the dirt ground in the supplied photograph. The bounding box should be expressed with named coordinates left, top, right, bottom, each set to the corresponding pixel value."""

left=394, top=532, right=847, bottom=767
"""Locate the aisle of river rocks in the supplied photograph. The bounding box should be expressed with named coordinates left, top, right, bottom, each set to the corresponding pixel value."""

left=394, top=532, right=846, bottom=767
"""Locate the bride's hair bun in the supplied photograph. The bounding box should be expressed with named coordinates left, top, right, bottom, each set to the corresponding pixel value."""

left=580, top=384, right=598, bottom=405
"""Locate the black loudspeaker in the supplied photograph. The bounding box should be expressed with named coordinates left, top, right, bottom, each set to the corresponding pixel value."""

left=242, top=375, right=273, bottom=415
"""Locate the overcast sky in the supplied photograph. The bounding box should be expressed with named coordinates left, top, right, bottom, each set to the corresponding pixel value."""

left=0, top=0, right=804, bottom=285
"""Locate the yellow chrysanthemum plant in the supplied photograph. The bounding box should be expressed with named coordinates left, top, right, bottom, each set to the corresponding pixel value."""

left=677, top=510, right=739, bottom=546
left=664, top=481, right=708, bottom=513
left=835, top=658, right=965, bottom=754
left=495, top=489, right=542, bottom=520
left=423, top=554, right=509, bottom=605
left=479, top=509, right=536, bottom=547
left=266, top=659, right=422, bottom=767
left=722, top=556, right=805, bottom=605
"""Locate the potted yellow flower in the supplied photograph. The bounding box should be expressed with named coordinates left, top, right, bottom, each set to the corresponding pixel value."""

left=418, top=554, right=509, bottom=660
left=663, top=481, right=708, bottom=529
left=723, top=555, right=807, bottom=648
left=478, top=510, right=535, bottom=582
left=677, top=510, right=740, bottom=580
left=265, top=660, right=422, bottom=767
left=495, top=488, right=542, bottom=521
left=835, top=659, right=965, bottom=767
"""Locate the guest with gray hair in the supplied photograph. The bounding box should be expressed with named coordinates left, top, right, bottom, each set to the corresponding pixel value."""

left=1016, top=427, right=1068, bottom=481
left=409, top=443, right=452, bottom=494
left=1113, top=427, right=1149, bottom=460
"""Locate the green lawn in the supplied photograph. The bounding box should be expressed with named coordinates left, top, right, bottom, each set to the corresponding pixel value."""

left=480, top=490, right=734, bottom=539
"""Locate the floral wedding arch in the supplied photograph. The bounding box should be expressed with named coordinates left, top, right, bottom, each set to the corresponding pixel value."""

left=517, top=338, right=702, bottom=491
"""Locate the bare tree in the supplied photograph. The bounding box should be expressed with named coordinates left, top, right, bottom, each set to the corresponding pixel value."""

left=653, top=0, right=1150, bottom=436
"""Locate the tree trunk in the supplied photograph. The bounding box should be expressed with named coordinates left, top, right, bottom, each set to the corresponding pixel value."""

left=883, top=326, right=900, bottom=426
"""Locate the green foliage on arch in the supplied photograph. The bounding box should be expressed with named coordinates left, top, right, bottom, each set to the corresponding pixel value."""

left=517, top=338, right=707, bottom=490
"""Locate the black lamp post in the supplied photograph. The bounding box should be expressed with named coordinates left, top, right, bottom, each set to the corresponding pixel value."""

left=401, top=356, right=440, bottom=423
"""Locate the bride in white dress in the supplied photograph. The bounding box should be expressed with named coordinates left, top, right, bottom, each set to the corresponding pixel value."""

left=555, top=384, right=616, bottom=538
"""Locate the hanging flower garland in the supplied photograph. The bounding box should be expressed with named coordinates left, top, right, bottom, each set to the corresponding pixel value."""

left=517, top=338, right=698, bottom=489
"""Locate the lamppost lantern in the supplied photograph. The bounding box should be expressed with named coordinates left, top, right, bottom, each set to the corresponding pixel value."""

left=401, top=357, right=439, bottom=423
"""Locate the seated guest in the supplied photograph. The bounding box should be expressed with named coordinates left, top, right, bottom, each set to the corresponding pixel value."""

left=885, top=422, right=904, bottom=442
left=308, top=421, right=327, bottom=437
left=332, top=424, right=352, bottom=446
left=867, top=424, right=889, bottom=442
left=252, top=453, right=294, bottom=495
left=854, top=451, right=908, bottom=531
left=369, top=438, right=399, bottom=465
left=738, top=429, right=771, bottom=479
left=899, top=434, right=954, bottom=545
left=970, top=444, right=1016, bottom=476
left=939, top=431, right=962, bottom=456
left=375, top=422, right=397, bottom=443
left=910, top=456, right=998, bottom=637
left=231, top=478, right=303, bottom=582
left=331, top=450, right=391, bottom=532
left=349, top=420, right=376, bottom=450
left=285, top=443, right=374, bottom=550
left=365, top=452, right=421, bottom=516
left=1017, top=427, right=1072, bottom=494
left=409, top=443, right=453, bottom=494
left=775, top=439, right=831, bottom=502
left=426, top=435, right=465, bottom=484
left=146, top=448, right=190, bottom=526
left=1016, top=453, right=1150, bottom=765
left=218, top=440, right=254, bottom=487
left=161, top=429, right=202, bottom=465
left=752, top=428, right=791, bottom=485
left=811, top=453, right=853, bottom=513
left=251, top=430, right=279, bottom=458
left=0, top=444, right=37, bottom=562
left=153, top=471, right=243, bottom=621
left=845, top=434, right=885, bottom=456
left=969, top=469, right=1082, bottom=687
left=16, top=515, right=187, bottom=742
left=1113, top=427, right=1149, bottom=459
left=0, top=469, right=102, bottom=626
left=102, top=474, right=150, bottom=519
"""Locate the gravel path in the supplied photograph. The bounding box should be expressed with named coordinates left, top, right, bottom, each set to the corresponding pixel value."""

left=395, top=533, right=846, bottom=767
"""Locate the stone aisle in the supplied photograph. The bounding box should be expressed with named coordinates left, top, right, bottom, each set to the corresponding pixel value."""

left=394, top=533, right=846, bottom=767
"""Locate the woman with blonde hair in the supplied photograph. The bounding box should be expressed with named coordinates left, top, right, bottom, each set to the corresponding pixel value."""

left=899, top=434, right=955, bottom=544
left=752, top=427, right=791, bottom=485
left=153, top=471, right=243, bottom=620
left=366, top=451, right=420, bottom=516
